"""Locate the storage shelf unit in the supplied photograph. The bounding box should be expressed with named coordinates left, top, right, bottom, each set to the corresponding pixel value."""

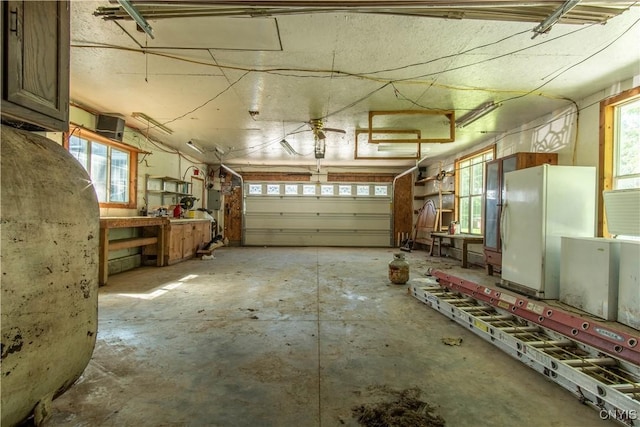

left=145, top=175, right=193, bottom=209
left=414, top=172, right=455, bottom=232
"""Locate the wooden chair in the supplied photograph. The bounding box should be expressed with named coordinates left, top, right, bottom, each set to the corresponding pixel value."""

left=413, top=199, right=439, bottom=253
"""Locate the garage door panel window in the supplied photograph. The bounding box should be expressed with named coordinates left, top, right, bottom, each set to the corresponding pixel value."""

left=244, top=182, right=392, bottom=246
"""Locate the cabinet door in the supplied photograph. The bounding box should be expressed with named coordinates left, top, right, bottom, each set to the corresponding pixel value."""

left=2, top=1, right=69, bottom=130
left=484, top=160, right=500, bottom=251
left=168, top=225, right=183, bottom=262
left=183, top=225, right=195, bottom=259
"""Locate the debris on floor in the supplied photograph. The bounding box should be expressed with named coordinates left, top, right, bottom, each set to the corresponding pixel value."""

left=441, top=337, right=463, bottom=346
left=352, top=386, right=445, bottom=427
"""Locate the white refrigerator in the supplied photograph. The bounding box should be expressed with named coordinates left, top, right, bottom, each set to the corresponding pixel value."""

left=501, top=164, right=596, bottom=299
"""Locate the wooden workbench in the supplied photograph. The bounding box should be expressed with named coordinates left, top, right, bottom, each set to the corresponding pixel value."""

left=99, top=216, right=170, bottom=286
left=430, top=232, right=484, bottom=268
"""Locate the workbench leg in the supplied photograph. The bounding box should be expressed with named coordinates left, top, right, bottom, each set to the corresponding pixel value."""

left=438, top=238, right=443, bottom=257
left=486, top=263, right=494, bottom=275
left=462, top=241, right=468, bottom=268
left=157, top=224, right=165, bottom=267
left=99, top=227, right=109, bottom=286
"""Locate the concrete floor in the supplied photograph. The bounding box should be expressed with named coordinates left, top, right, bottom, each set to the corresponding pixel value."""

left=48, top=247, right=616, bottom=426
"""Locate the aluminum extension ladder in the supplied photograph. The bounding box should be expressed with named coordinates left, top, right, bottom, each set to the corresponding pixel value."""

left=410, top=270, right=640, bottom=426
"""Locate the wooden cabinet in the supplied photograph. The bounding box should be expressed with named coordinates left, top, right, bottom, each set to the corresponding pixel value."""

left=483, top=152, right=558, bottom=275
left=1, top=1, right=70, bottom=131
left=165, top=220, right=211, bottom=265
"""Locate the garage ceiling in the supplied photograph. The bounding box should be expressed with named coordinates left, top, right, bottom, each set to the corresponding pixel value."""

left=70, top=1, right=640, bottom=169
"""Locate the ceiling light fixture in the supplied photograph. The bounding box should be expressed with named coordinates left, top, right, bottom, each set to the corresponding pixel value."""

left=131, top=112, right=173, bottom=135
left=532, top=0, right=580, bottom=39
left=280, top=139, right=297, bottom=156
left=117, top=0, right=154, bottom=39
left=314, top=137, right=326, bottom=159
left=213, top=145, right=225, bottom=155
left=455, top=101, right=501, bottom=128
left=186, top=140, right=203, bottom=153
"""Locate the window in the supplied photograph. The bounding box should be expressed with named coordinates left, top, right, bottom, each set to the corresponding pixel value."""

left=599, top=86, right=640, bottom=236
left=613, top=98, right=640, bottom=189
left=66, top=128, right=138, bottom=208
left=456, top=147, right=494, bottom=234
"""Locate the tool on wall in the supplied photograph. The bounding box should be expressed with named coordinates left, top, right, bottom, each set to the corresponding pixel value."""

left=180, top=196, right=198, bottom=210
left=400, top=201, right=428, bottom=252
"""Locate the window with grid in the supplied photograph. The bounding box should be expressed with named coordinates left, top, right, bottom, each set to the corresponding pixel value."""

left=66, top=129, right=137, bottom=208
left=613, top=97, right=640, bottom=190
left=457, top=148, right=494, bottom=235
left=599, top=87, right=640, bottom=237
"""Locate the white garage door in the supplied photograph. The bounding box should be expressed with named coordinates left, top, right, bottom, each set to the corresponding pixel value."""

left=244, top=182, right=392, bottom=247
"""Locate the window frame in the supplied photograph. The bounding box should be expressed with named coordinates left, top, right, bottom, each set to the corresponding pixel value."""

left=64, top=126, right=139, bottom=209
left=455, top=145, right=496, bottom=235
left=598, top=86, right=640, bottom=237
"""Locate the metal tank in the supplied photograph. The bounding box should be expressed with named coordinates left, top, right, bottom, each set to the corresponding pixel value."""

left=1, top=126, right=99, bottom=426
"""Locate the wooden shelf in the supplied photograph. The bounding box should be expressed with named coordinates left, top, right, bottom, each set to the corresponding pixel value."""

left=413, top=163, right=456, bottom=239
left=414, top=192, right=454, bottom=200
left=146, top=190, right=192, bottom=196
left=415, top=172, right=455, bottom=185
left=148, top=176, right=190, bottom=184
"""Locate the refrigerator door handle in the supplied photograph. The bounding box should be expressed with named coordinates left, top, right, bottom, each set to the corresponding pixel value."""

left=500, top=201, right=508, bottom=251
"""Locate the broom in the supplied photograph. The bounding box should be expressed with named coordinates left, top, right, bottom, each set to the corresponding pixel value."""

left=400, top=204, right=425, bottom=252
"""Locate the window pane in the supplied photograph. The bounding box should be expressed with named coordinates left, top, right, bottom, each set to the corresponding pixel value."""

left=459, top=198, right=470, bottom=233
left=615, top=99, right=640, bottom=185
left=459, top=165, right=470, bottom=196
left=471, top=162, right=484, bottom=195
left=69, top=136, right=88, bottom=171
left=485, top=152, right=494, bottom=162
left=110, top=148, right=129, bottom=203
left=91, top=143, right=108, bottom=202
left=471, top=196, right=482, bottom=234
left=616, top=176, right=640, bottom=189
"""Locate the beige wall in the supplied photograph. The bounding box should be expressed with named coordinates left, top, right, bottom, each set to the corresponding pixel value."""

left=419, top=75, right=639, bottom=260
left=68, top=106, right=206, bottom=217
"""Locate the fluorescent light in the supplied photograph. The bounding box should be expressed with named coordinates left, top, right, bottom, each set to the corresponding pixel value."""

left=280, top=139, right=297, bottom=156
left=186, top=141, right=203, bottom=153
left=532, top=0, right=580, bottom=39
left=455, top=101, right=501, bottom=128
left=213, top=145, right=225, bottom=155
left=131, top=112, right=173, bottom=135
left=377, top=145, right=417, bottom=154
left=117, top=0, right=154, bottom=39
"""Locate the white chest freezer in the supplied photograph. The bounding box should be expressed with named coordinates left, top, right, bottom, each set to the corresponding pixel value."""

left=618, top=240, right=640, bottom=330
left=560, top=237, right=620, bottom=320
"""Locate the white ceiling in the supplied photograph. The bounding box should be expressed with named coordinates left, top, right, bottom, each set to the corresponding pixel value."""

left=70, top=1, right=640, bottom=169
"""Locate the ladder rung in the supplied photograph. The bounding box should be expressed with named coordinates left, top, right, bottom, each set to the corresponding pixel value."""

left=610, top=383, right=640, bottom=393
left=564, top=358, right=618, bottom=367
left=528, top=340, right=574, bottom=348
left=499, top=326, right=540, bottom=333
left=459, top=306, right=493, bottom=312
left=476, top=315, right=513, bottom=321
left=442, top=297, right=475, bottom=303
